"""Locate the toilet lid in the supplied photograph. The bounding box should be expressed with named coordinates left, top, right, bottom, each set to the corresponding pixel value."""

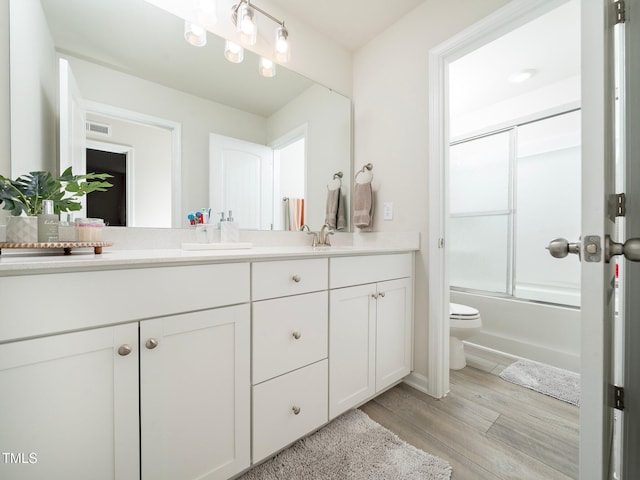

left=449, top=303, right=480, bottom=318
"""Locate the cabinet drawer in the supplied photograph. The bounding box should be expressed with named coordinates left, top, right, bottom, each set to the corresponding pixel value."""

left=330, top=253, right=412, bottom=289
left=253, top=291, right=328, bottom=384
left=252, top=360, right=328, bottom=463
left=252, top=258, right=328, bottom=300
left=0, top=262, right=250, bottom=343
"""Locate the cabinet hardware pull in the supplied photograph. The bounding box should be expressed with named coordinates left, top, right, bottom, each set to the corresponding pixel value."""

left=117, top=344, right=132, bottom=356
left=145, top=338, right=159, bottom=350
left=379, top=292, right=385, bottom=298
left=292, top=274, right=301, bottom=283
left=371, top=293, right=378, bottom=299
left=292, top=406, right=301, bottom=415
left=292, top=331, right=302, bottom=340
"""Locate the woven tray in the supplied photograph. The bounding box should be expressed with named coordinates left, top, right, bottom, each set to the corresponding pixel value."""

left=0, top=241, right=113, bottom=255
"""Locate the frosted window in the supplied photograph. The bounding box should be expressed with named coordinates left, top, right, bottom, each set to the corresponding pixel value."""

left=515, top=112, right=581, bottom=306
left=450, top=131, right=511, bottom=214
left=449, top=215, right=510, bottom=294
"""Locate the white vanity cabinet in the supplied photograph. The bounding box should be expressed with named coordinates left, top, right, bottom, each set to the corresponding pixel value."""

left=251, top=258, right=329, bottom=463
left=140, top=305, right=250, bottom=480
left=0, top=262, right=251, bottom=480
left=0, top=323, right=140, bottom=480
left=328, top=254, right=413, bottom=419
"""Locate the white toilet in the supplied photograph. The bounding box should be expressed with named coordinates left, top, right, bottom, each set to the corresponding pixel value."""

left=449, top=303, right=482, bottom=370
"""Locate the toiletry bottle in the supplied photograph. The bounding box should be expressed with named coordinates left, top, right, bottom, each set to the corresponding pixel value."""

left=38, top=200, right=59, bottom=242
left=220, top=210, right=239, bottom=243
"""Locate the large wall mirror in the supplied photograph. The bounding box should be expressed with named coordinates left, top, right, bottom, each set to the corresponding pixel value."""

left=9, top=0, right=352, bottom=230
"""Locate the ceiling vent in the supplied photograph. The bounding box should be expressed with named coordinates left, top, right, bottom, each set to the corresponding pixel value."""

left=86, top=120, right=112, bottom=137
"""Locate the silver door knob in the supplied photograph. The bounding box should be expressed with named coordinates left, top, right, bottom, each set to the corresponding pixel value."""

left=292, top=274, right=301, bottom=283
left=546, top=238, right=581, bottom=258
left=292, top=331, right=301, bottom=340
left=145, top=338, right=159, bottom=350
left=605, top=235, right=640, bottom=263
left=118, top=344, right=132, bottom=356
left=292, top=406, right=301, bottom=415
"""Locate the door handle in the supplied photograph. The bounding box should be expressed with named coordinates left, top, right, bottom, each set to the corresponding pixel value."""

left=546, top=238, right=581, bottom=259
left=605, top=235, right=640, bottom=263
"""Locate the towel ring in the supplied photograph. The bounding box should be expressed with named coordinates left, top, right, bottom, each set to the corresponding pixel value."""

left=327, top=171, right=343, bottom=190
left=355, top=163, right=373, bottom=183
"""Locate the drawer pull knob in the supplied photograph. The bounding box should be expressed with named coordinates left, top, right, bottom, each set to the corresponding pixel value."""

left=145, top=338, right=159, bottom=350
left=292, top=406, right=301, bottom=415
left=292, top=331, right=302, bottom=340
left=292, top=274, right=301, bottom=283
left=371, top=293, right=378, bottom=299
left=117, top=344, right=132, bottom=356
left=379, top=292, right=386, bottom=298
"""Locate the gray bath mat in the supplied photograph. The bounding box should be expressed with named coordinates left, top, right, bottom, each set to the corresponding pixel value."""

left=239, top=409, right=452, bottom=479
left=500, top=359, right=580, bottom=406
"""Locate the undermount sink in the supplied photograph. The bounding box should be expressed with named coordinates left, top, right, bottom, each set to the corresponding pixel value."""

left=181, top=242, right=253, bottom=251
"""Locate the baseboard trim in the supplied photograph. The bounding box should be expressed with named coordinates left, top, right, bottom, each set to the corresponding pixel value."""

left=464, top=342, right=520, bottom=366
left=403, top=372, right=438, bottom=397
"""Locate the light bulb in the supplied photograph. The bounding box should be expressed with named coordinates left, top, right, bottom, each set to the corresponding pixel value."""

left=184, top=21, right=207, bottom=47
left=274, top=26, right=290, bottom=63
left=259, top=57, right=276, bottom=77
left=224, top=40, right=244, bottom=63
left=237, top=4, right=257, bottom=45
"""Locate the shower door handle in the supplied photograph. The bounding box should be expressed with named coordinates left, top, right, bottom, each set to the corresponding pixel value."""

left=546, top=238, right=581, bottom=259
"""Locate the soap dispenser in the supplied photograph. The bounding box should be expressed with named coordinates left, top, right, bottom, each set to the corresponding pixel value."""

left=220, top=210, right=239, bottom=243
left=37, top=200, right=59, bottom=242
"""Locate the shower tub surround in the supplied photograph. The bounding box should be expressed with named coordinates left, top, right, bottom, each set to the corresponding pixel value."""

left=0, top=229, right=418, bottom=480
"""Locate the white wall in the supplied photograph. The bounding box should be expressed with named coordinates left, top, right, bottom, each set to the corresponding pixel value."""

left=353, top=0, right=511, bottom=383
left=0, top=0, right=10, bottom=179
left=9, top=0, right=57, bottom=175
left=268, top=84, right=351, bottom=230
left=62, top=54, right=267, bottom=223
left=87, top=113, right=173, bottom=228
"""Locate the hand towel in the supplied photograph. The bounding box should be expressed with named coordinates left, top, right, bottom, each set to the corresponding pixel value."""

left=325, top=187, right=340, bottom=228
left=337, top=193, right=347, bottom=230
left=353, top=181, right=373, bottom=230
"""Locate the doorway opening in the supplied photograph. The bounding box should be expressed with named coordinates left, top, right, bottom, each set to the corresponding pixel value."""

left=86, top=148, right=127, bottom=226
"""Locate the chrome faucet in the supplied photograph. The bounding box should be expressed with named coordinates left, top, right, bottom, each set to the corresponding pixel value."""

left=306, top=224, right=334, bottom=247
left=319, top=223, right=335, bottom=246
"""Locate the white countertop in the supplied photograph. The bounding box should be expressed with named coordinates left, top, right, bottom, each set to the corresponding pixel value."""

left=0, top=243, right=419, bottom=276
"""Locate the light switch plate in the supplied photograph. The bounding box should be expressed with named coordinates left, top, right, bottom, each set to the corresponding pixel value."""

left=383, top=202, right=393, bottom=220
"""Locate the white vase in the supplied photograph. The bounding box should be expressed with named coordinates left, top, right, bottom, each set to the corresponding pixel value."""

left=6, top=216, right=38, bottom=243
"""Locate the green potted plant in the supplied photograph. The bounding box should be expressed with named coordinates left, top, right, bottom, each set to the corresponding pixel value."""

left=0, top=167, right=112, bottom=243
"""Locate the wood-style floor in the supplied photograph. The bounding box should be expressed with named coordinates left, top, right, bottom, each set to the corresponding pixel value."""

left=359, top=361, right=579, bottom=480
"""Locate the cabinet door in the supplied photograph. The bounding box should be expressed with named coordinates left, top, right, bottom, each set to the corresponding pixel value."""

left=375, top=277, right=413, bottom=391
left=140, top=304, right=250, bottom=480
left=329, top=283, right=376, bottom=419
left=0, top=324, right=139, bottom=480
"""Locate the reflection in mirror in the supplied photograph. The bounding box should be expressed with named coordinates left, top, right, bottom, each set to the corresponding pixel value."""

left=9, top=0, right=351, bottom=230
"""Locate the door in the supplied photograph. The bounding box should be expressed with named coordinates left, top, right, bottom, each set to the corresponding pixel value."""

left=375, top=277, right=413, bottom=391
left=580, top=0, right=639, bottom=477
left=58, top=59, right=87, bottom=213
left=0, top=324, right=139, bottom=480
left=329, top=284, right=376, bottom=419
left=140, top=305, right=250, bottom=480
left=209, top=133, right=273, bottom=230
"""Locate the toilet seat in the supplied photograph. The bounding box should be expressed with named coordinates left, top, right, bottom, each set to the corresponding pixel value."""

left=450, top=302, right=480, bottom=321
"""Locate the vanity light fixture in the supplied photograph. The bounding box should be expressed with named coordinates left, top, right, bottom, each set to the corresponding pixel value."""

left=258, top=57, right=276, bottom=77
left=225, top=40, right=244, bottom=63
left=184, top=20, right=207, bottom=47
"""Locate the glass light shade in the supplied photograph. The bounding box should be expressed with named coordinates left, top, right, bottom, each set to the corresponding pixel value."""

left=258, top=57, right=276, bottom=77
left=224, top=40, right=244, bottom=63
left=184, top=21, right=207, bottom=47
left=196, top=0, right=217, bottom=25
left=237, top=4, right=257, bottom=45
left=274, top=26, right=290, bottom=63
